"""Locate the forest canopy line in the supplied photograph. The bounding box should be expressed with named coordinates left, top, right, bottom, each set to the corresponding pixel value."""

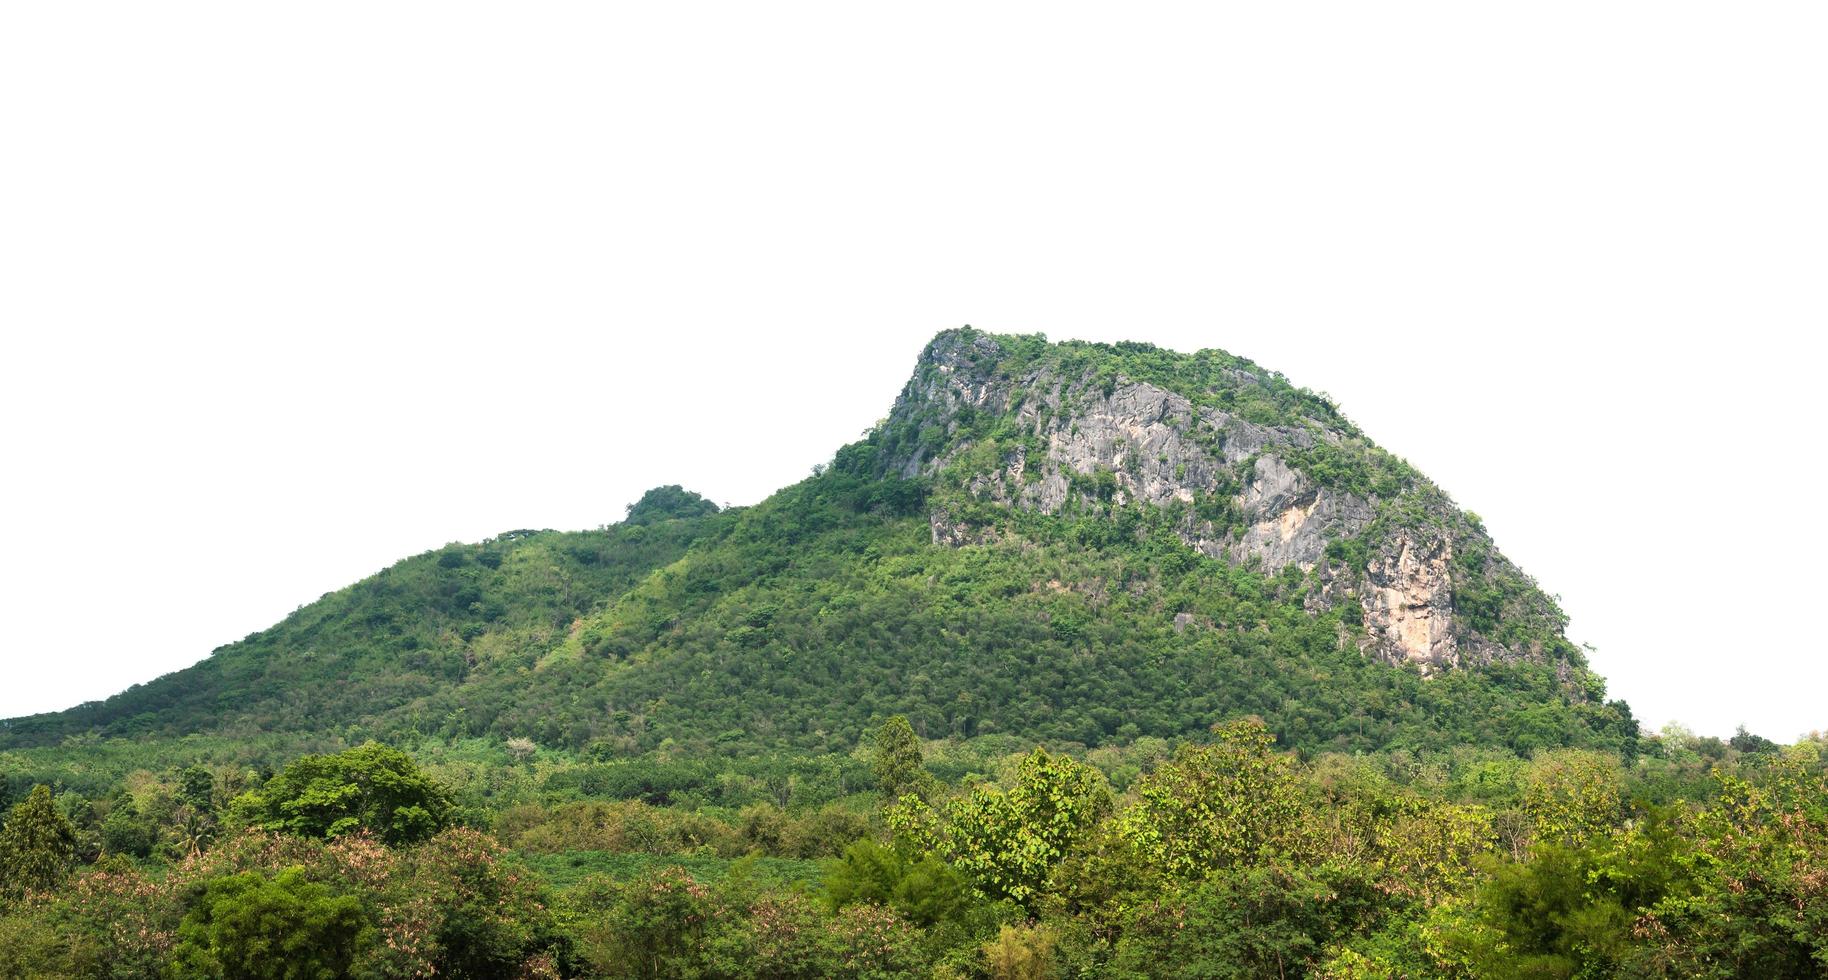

left=1, top=721, right=1824, bottom=978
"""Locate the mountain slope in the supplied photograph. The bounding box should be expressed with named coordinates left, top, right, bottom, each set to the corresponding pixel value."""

left=2, top=331, right=1636, bottom=759
left=0, top=487, right=725, bottom=748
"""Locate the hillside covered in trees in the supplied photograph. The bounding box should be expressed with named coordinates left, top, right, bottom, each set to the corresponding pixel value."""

left=5, top=331, right=1818, bottom=978
left=4, top=330, right=1633, bottom=763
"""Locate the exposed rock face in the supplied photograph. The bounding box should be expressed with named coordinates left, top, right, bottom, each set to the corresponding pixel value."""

left=891, top=336, right=1372, bottom=578
left=1362, top=532, right=1457, bottom=672
left=1223, top=456, right=1373, bottom=572
left=883, top=330, right=1564, bottom=677
left=930, top=509, right=996, bottom=547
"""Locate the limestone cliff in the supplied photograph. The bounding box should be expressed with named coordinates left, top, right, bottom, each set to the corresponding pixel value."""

left=875, top=328, right=1576, bottom=679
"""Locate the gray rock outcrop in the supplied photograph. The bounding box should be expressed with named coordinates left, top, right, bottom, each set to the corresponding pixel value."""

left=880, top=330, right=1564, bottom=676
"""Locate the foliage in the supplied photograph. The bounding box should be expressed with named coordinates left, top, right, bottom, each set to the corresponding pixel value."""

left=169, top=867, right=370, bottom=980
left=230, top=742, right=452, bottom=845
left=912, top=748, right=1110, bottom=910
left=1519, top=749, right=1623, bottom=847
left=519, top=849, right=824, bottom=894
left=1634, top=761, right=1828, bottom=977
left=872, top=715, right=934, bottom=802
left=822, top=838, right=970, bottom=927
left=0, top=784, right=78, bottom=900
left=982, top=922, right=1058, bottom=980
left=387, top=827, right=560, bottom=979
left=624, top=485, right=720, bottom=526
left=1106, top=863, right=1381, bottom=980
left=1113, top=719, right=1306, bottom=884
left=563, top=865, right=717, bottom=978
left=0, top=725, right=1824, bottom=977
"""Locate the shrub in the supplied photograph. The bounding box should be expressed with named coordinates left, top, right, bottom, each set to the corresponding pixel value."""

left=170, top=868, right=371, bottom=980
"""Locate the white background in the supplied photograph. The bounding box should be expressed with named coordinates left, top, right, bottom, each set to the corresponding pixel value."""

left=3, top=3, right=1823, bottom=740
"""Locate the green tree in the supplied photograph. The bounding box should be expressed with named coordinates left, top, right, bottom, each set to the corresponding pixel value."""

left=1108, top=864, right=1381, bottom=980
left=396, top=827, right=561, bottom=979
left=177, top=765, right=218, bottom=813
left=1728, top=724, right=1777, bottom=755
left=1635, top=764, right=1828, bottom=976
left=567, top=866, right=719, bottom=979
left=1114, top=719, right=1306, bottom=884
left=0, top=784, right=78, bottom=900
left=823, top=838, right=970, bottom=927
left=1466, top=844, right=1633, bottom=979
left=231, top=742, right=452, bottom=845
left=170, top=868, right=371, bottom=980
left=983, top=922, right=1058, bottom=980
left=930, top=747, right=1110, bottom=910
left=625, top=485, right=720, bottom=525
left=1520, top=749, right=1622, bottom=847
left=873, top=715, right=933, bottom=802
left=100, top=793, right=157, bottom=858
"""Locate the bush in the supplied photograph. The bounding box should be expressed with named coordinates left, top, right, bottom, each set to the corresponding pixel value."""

left=1107, top=865, right=1380, bottom=980
left=983, top=923, right=1057, bottom=980
left=170, top=868, right=371, bottom=980
left=393, top=827, right=561, bottom=979
left=566, top=866, right=718, bottom=979
left=823, top=838, right=970, bottom=927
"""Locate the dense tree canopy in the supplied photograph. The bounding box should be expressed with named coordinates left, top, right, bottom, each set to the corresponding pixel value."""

left=0, top=725, right=1822, bottom=977
left=230, top=743, right=452, bottom=845
left=171, top=868, right=370, bottom=980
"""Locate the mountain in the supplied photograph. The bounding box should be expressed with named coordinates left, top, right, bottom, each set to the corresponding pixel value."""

left=0, top=487, right=723, bottom=748
left=1, top=329, right=1636, bottom=758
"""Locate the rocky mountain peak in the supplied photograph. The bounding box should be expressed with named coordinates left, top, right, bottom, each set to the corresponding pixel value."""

left=872, top=328, right=1580, bottom=680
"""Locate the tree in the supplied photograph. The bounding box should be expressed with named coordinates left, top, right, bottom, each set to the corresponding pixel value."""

left=983, top=923, right=1058, bottom=980
left=177, top=765, right=218, bottom=813
left=1728, top=724, right=1777, bottom=755
left=171, top=803, right=220, bottom=858
left=1520, top=749, right=1622, bottom=847
left=231, top=742, right=453, bottom=845
left=930, top=747, right=1110, bottom=910
left=100, top=793, right=157, bottom=858
left=873, top=715, right=933, bottom=802
left=624, top=485, right=719, bottom=525
left=1466, top=843, right=1635, bottom=979
left=568, top=866, right=718, bottom=979
left=395, top=828, right=561, bottom=979
left=1109, top=865, right=1381, bottom=980
left=0, top=784, right=78, bottom=900
left=1114, top=719, right=1306, bottom=884
left=823, top=838, right=970, bottom=927
left=170, top=868, right=371, bottom=980
left=1637, top=763, right=1828, bottom=975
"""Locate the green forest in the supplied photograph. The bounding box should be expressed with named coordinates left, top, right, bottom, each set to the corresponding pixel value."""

left=2, top=332, right=1819, bottom=978
left=3, top=720, right=1823, bottom=977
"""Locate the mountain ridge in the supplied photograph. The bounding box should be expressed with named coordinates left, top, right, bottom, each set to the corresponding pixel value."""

left=2, top=331, right=1635, bottom=759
